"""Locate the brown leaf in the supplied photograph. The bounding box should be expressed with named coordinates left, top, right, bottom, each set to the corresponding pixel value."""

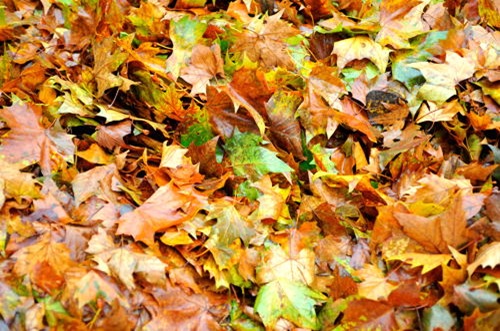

left=438, top=193, right=469, bottom=249
left=143, top=285, right=227, bottom=331
left=116, top=182, right=208, bottom=245
left=206, top=86, right=259, bottom=138
left=265, top=90, right=304, bottom=159
left=13, top=234, right=74, bottom=278
left=395, top=212, right=447, bottom=253
left=232, top=12, right=299, bottom=69
left=95, top=120, right=132, bottom=150
left=341, top=298, right=399, bottom=330
left=0, top=102, right=74, bottom=174
left=180, top=44, right=224, bottom=95
left=31, top=261, right=65, bottom=294
left=94, top=299, right=133, bottom=331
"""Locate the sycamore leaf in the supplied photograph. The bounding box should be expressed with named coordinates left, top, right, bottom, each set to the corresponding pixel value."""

left=0, top=102, right=74, bottom=173
left=333, top=36, right=391, bottom=73
left=166, top=16, right=207, bottom=79
left=87, top=228, right=167, bottom=290
left=467, top=242, right=500, bottom=276
left=354, top=264, right=397, bottom=300
left=265, top=91, right=304, bottom=159
left=409, top=51, right=477, bottom=103
left=255, top=278, right=325, bottom=330
left=225, top=130, right=292, bottom=180
left=116, top=182, right=207, bottom=245
left=377, top=0, right=430, bottom=49
left=205, top=86, right=260, bottom=138
left=395, top=212, right=447, bottom=253
left=205, top=201, right=256, bottom=269
left=76, top=143, right=114, bottom=165
left=0, top=159, right=40, bottom=202
left=142, top=284, right=227, bottom=331
left=92, top=38, right=128, bottom=98
left=226, top=67, right=274, bottom=135
left=180, top=44, right=224, bottom=95
left=341, top=298, right=398, bottom=330
left=232, top=11, right=299, bottom=69
left=12, top=234, right=74, bottom=278
left=256, top=245, right=315, bottom=285
left=71, top=270, right=130, bottom=309
left=250, top=175, right=291, bottom=223
left=72, top=164, right=122, bottom=206
left=438, top=192, right=469, bottom=250
left=388, top=253, right=452, bottom=274
left=416, top=99, right=462, bottom=123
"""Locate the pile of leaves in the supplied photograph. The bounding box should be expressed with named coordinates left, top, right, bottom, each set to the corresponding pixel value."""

left=0, top=0, right=499, bottom=329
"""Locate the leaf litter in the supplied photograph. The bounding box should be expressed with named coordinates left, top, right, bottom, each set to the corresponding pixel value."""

left=0, top=0, right=499, bottom=330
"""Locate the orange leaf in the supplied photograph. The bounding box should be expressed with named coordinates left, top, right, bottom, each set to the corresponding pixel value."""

left=116, top=182, right=207, bottom=245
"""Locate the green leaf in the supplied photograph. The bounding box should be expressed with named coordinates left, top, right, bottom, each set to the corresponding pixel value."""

left=167, top=16, right=207, bottom=79
left=205, top=202, right=256, bottom=269
left=255, top=278, right=325, bottom=330
left=225, top=130, right=292, bottom=180
left=180, top=108, right=214, bottom=147
left=422, top=305, right=456, bottom=331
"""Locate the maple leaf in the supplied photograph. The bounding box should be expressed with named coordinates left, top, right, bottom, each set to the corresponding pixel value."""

left=467, top=242, right=500, bottom=276
left=232, top=11, right=299, bottom=70
left=92, top=38, right=129, bottom=98
left=0, top=159, right=40, bottom=205
left=87, top=229, right=167, bottom=290
left=142, top=284, right=228, bottom=331
left=72, top=164, right=122, bottom=206
left=256, top=245, right=316, bottom=286
left=205, top=86, right=260, bottom=138
left=180, top=44, right=224, bottom=95
left=409, top=51, right=477, bottom=103
left=117, top=35, right=171, bottom=79
left=65, top=269, right=130, bottom=310
left=116, top=182, right=208, bottom=245
left=354, top=264, right=397, bottom=300
left=394, top=211, right=447, bottom=253
left=205, top=200, right=256, bottom=269
left=95, top=120, right=132, bottom=150
left=166, top=15, right=207, bottom=80
left=229, top=66, right=274, bottom=116
left=333, top=36, right=391, bottom=73
left=254, top=278, right=325, bottom=330
left=340, top=299, right=399, bottom=330
left=0, top=102, right=74, bottom=174
left=377, top=0, right=430, bottom=49
left=12, top=234, right=74, bottom=279
left=250, top=175, right=291, bottom=223
left=225, top=130, right=292, bottom=181
left=388, top=252, right=452, bottom=274
left=265, top=90, right=304, bottom=159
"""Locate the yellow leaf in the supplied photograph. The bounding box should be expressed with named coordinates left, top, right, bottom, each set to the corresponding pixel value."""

left=388, top=253, right=452, bottom=274
left=354, top=264, right=396, bottom=301
left=256, top=245, right=315, bottom=285
left=467, top=242, right=500, bottom=276
left=333, top=36, right=391, bottom=73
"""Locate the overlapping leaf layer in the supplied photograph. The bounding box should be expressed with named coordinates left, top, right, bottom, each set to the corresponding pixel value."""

left=0, top=0, right=499, bottom=329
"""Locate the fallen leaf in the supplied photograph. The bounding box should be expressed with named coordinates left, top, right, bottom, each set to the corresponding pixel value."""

left=232, top=11, right=299, bottom=69
left=467, top=242, right=500, bottom=276
left=180, top=44, right=224, bottom=95
left=409, top=51, right=477, bottom=103
left=333, top=36, right=391, bottom=73
left=255, top=278, right=325, bottom=330
left=117, top=182, right=208, bottom=245
left=388, top=252, right=452, bottom=274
